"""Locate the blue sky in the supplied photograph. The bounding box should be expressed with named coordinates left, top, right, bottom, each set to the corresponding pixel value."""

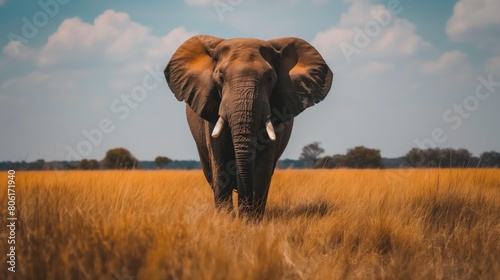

left=0, top=0, right=499, bottom=161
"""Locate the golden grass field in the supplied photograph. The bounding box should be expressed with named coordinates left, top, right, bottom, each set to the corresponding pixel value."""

left=1, top=169, right=499, bottom=279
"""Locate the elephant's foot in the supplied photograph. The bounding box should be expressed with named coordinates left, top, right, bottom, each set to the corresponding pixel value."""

left=214, top=188, right=234, bottom=215
left=214, top=200, right=234, bottom=214
left=237, top=204, right=265, bottom=222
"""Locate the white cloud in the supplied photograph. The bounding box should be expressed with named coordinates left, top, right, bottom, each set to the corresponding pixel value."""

left=338, top=1, right=379, bottom=27
left=2, top=9, right=195, bottom=110
left=373, top=19, right=430, bottom=56
left=0, top=0, right=6, bottom=7
left=311, top=0, right=435, bottom=102
left=312, top=1, right=430, bottom=63
left=148, top=27, right=196, bottom=61
left=419, top=50, right=474, bottom=88
left=38, top=10, right=143, bottom=67
left=0, top=9, right=196, bottom=121
left=312, top=27, right=354, bottom=57
left=38, top=10, right=194, bottom=68
left=420, top=50, right=467, bottom=75
left=446, top=0, right=500, bottom=49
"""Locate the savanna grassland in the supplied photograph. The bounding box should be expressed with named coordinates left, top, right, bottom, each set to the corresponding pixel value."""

left=1, top=169, right=499, bottom=280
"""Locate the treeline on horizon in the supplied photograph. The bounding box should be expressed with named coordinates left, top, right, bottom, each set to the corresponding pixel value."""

left=1, top=145, right=499, bottom=171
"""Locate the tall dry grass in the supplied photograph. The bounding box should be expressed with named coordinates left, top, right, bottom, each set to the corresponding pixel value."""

left=1, top=169, right=499, bottom=279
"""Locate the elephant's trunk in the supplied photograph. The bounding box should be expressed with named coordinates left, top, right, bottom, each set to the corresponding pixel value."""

left=227, top=85, right=260, bottom=216
left=232, top=130, right=256, bottom=215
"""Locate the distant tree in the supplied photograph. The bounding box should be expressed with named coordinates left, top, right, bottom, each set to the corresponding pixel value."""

left=90, top=159, right=100, bottom=169
left=313, top=156, right=332, bottom=169
left=300, top=142, right=325, bottom=167
left=448, top=148, right=472, bottom=167
left=155, top=156, right=172, bottom=169
left=404, top=148, right=473, bottom=168
left=102, top=148, right=138, bottom=170
left=343, top=146, right=382, bottom=169
left=276, top=159, right=307, bottom=169
left=27, top=159, right=46, bottom=170
left=77, top=159, right=90, bottom=170
left=314, top=154, right=346, bottom=169
left=77, top=159, right=100, bottom=170
left=480, top=151, right=500, bottom=167
left=404, top=148, right=429, bottom=167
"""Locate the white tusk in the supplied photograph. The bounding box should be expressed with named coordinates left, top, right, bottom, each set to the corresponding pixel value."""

left=211, top=117, right=225, bottom=138
left=266, top=120, right=276, bottom=141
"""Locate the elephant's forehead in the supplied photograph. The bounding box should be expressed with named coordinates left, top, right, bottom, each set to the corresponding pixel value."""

left=219, top=38, right=271, bottom=49
left=216, top=39, right=275, bottom=64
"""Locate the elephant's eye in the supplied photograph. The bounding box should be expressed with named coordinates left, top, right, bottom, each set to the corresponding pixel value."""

left=265, top=69, right=277, bottom=85
left=214, top=68, right=224, bottom=85
left=268, top=73, right=277, bottom=84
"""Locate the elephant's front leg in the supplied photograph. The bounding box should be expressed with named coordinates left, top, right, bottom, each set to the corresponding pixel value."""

left=206, top=121, right=237, bottom=213
left=212, top=166, right=236, bottom=213
left=252, top=166, right=273, bottom=219
left=252, top=146, right=279, bottom=219
left=252, top=121, right=294, bottom=219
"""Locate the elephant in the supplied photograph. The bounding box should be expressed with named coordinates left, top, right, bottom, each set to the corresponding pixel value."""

left=164, top=35, right=333, bottom=219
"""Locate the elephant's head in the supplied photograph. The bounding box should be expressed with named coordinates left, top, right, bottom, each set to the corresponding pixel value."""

left=165, top=35, right=332, bottom=213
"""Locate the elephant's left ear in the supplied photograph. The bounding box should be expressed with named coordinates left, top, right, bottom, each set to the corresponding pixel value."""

left=164, top=35, right=224, bottom=123
left=268, top=37, right=333, bottom=123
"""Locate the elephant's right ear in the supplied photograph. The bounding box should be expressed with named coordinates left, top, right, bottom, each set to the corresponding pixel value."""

left=164, top=35, right=224, bottom=123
